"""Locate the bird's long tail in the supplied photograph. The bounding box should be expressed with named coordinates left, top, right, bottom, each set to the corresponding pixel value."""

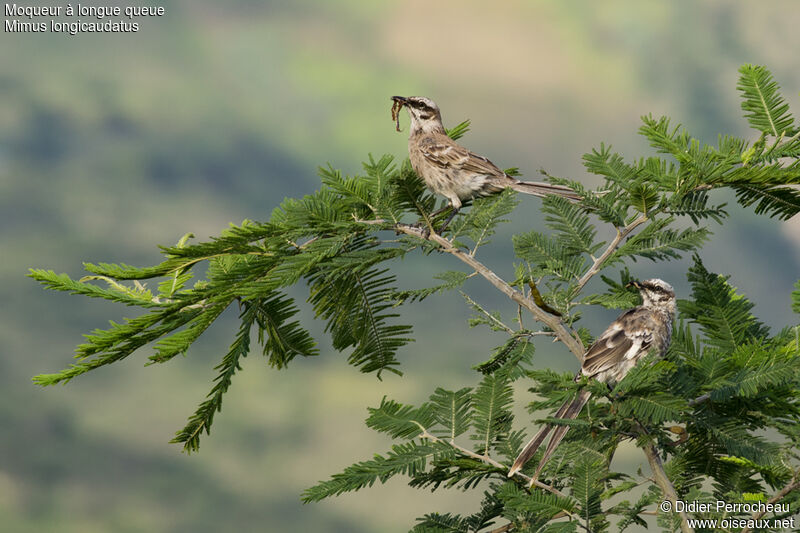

left=507, top=389, right=592, bottom=483
left=510, top=180, right=582, bottom=202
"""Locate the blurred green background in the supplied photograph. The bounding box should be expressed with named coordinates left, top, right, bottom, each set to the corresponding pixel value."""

left=3, top=1, right=800, bottom=531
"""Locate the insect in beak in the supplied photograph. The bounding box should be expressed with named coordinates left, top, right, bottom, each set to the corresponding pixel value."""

left=390, top=96, right=407, bottom=132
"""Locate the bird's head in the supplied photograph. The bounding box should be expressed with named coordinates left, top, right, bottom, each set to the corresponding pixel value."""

left=627, top=278, right=676, bottom=313
left=391, top=96, right=445, bottom=135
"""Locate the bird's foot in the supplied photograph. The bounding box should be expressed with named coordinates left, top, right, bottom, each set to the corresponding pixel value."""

left=409, top=220, right=433, bottom=239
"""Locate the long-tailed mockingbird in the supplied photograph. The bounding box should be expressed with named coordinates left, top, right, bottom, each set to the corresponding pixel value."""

left=508, top=279, right=676, bottom=483
left=391, top=96, right=580, bottom=231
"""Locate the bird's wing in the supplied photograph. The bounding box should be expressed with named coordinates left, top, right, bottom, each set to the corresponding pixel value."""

left=581, top=307, right=654, bottom=380
left=418, top=135, right=506, bottom=177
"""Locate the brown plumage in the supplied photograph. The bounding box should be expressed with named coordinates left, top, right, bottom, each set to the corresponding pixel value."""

left=391, top=96, right=581, bottom=230
left=508, top=279, right=676, bottom=483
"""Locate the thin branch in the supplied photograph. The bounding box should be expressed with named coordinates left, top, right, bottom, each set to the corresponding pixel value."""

left=461, top=292, right=516, bottom=335
left=525, top=331, right=558, bottom=338
left=413, top=425, right=568, bottom=500
left=741, top=470, right=800, bottom=533
left=688, top=393, right=710, bottom=407
left=574, top=215, right=648, bottom=294
left=419, top=425, right=592, bottom=533
left=378, top=221, right=585, bottom=360
left=642, top=443, right=694, bottom=533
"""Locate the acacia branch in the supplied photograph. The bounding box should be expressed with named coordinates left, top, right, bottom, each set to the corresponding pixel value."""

left=413, top=425, right=569, bottom=501
left=387, top=222, right=585, bottom=360
left=574, top=215, right=648, bottom=293
left=461, top=292, right=516, bottom=335
left=419, top=428, right=591, bottom=533
left=642, top=443, right=694, bottom=533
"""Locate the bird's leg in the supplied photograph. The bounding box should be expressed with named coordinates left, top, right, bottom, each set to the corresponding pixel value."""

left=429, top=205, right=453, bottom=219
left=436, top=206, right=460, bottom=233
left=416, top=206, right=459, bottom=238
left=411, top=205, right=451, bottom=238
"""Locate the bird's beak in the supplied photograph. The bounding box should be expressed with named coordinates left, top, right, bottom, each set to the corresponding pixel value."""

left=391, top=96, right=408, bottom=104
left=626, top=280, right=642, bottom=289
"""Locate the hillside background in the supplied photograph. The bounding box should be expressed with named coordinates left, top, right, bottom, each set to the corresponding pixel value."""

left=3, top=1, right=800, bottom=531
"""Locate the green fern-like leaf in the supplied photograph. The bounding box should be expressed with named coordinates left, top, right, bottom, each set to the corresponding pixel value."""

left=737, top=64, right=796, bottom=137
left=616, top=490, right=658, bottom=532
left=471, top=372, right=514, bottom=455
left=542, top=195, right=601, bottom=256
left=709, top=344, right=798, bottom=402
left=170, top=302, right=258, bottom=452
left=628, top=181, right=660, bottom=214
left=732, top=183, right=800, bottom=221
left=638, top=115, right=693, bottom=163
left=430, top=387, right=473, bottom=441
left=613, top=217, right=710, bottom=262
left=388, top=159, right=439, bottom=221
left=365, top=397, right=436, bottom=439
left=513, top=230, right=585, bottom=280
left=497, top=482, right=579, bottom=520
left=448, top=189, right=517, bottom=249
left=571, top=457, right=606, bottom=528
left=391, top=271, right=470, bottom=305
left=705, top=422, right=780, bottom=467
left=582, top=143, right=638, bottom=185
left=149, top=302, right=228, bottom=363
left=411, top=512, right=469, bottom=533
left=462, top=492, right=505, bottom=532
left=473, top=335, right=535, bottom=378
left=302, top=441, right=456, bottom=502
left=308, top=262, right=412, bottom=376
left=446, top=120, right=471, bottom=141
left=28, top=269, right=161, bottom=307
left=253, top=292, right=319, bottom=368
left=793, top=281, right=800, bottom=314
left=664, top=190, right=728, bottom=224
left=580, top=269, right=639, bottom=309
left=32, top=304, right=204, bottom=386
left=615, top=393, right=685, bottom=425
left=546, top=169, right=627, bottom=226
left=679, top=255, right=770, bottom=352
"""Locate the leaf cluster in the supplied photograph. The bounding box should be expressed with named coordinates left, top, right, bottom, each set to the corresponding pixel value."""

left=28, top=65, right=800, bottom=530
left=29, top=117, right=535, bottom=452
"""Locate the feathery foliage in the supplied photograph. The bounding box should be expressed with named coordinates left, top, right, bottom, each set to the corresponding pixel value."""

left=30, top=65, right=800, bottom=530
left=737, top=64, right=796, bottom=137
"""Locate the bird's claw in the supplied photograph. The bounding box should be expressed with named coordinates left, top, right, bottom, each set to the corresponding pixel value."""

left=408, top=220, right=434, bottom=239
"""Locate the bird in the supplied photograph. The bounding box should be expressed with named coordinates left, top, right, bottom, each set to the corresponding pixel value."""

left=507, top=279, right=676, bottom=484
left=391, top=96, right=581, bottom=232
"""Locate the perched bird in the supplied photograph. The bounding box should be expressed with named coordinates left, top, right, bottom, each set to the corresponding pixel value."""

left=391, top=96, right=581, bottom=231
left=508, top=279, right=676, bottom=483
